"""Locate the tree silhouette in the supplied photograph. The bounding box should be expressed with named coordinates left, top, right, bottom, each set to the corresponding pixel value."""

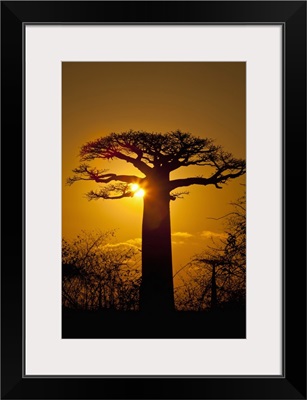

left=175, top=194, right=246, bottom=311
left=68, top=130, right=246, bottom=312
left=62, top=230, right=141, bottom=311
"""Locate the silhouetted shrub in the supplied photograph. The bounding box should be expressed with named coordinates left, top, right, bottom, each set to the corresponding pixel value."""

left=62, top=230, right=141, bottom=311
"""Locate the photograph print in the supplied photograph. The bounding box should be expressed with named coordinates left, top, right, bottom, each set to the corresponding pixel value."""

left=62, top=62, right=246, bottom=338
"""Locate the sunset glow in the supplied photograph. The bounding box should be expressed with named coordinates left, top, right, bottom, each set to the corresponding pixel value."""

left=62, top=62, right=246, bottom=279
left=130, top=183, right=140, bottom=192
left=130, top=183, right=145, bottom=198
left=62, top=61, right=246, bottom=332
left=134, top=189, right=145, bottom=198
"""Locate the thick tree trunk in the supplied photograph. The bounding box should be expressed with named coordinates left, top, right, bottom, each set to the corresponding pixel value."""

left=140, top=180, right=175, bottom=313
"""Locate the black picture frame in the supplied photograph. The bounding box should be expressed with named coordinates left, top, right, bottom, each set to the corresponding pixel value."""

left=1, top=1, right=306, bottom=399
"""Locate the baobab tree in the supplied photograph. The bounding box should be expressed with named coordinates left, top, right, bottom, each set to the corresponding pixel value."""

left=68, top=130, right=245, bottom=313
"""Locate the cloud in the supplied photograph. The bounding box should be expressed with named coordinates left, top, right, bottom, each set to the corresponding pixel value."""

left=172, top=240, right=185, bottom=246
left=125, top=238, right=142, bottom=248
left=103, top=238, right=142, bottom=250
left=201, top=230, right=226, bottom=239
left=172, top=232, right=193, bottom=239
left=103, top=243, right=130, bottom=249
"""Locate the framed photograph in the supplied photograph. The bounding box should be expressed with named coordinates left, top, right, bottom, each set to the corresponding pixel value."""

left=1, top=1, right=306, bottom=399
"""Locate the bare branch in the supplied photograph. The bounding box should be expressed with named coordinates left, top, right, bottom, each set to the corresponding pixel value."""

left=67, top=163, right=144, bottom=186
left=169, top=190, right=190, bottom=201
left=207, top=212, right=243, bottom=221
left=169, top=159, right=245, bottom=190
left=86, top=183, right=136, bottom=200
left=111, top=150, right=152, bottom=175
left=79, top=132, right=154, bottom=175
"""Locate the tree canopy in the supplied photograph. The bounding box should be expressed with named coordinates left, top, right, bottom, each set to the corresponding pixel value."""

left=68, top=130, right=246, bottom=200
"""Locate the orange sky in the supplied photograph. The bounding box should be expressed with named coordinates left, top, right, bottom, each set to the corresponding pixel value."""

left=62, top=62, right=245, bottom=282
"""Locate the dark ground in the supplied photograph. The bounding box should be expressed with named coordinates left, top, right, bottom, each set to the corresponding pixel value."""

left=62, top=307, right=246, bottom=338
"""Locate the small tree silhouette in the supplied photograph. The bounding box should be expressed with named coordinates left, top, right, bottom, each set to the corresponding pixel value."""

left=62, top=231, right=141, bottom=310
left=175, top=194, right=246, bottom=311
left=68, top=130, right=245, bottom=312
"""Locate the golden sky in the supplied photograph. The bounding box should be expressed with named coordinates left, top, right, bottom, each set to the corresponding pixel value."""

left=62, top=62, right=245, bottom=281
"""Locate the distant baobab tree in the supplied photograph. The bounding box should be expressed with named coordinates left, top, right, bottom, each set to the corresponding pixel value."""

left=68, top=130, right=246, bottom=313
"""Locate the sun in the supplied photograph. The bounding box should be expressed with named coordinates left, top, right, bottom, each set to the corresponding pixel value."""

left=134, top=189, right=145, bottom=197
left=130, top=183, right=145, bottom=198
left=130, top=183, right=139, bottom=192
